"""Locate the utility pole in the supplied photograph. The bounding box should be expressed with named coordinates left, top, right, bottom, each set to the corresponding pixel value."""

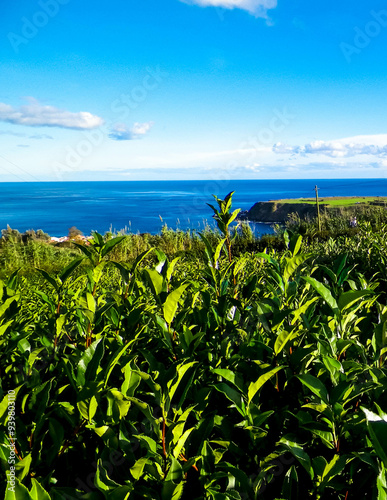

left=314, top=185, right=321, bottom=231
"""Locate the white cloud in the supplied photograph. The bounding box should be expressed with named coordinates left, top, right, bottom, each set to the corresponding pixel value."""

left=179, top=0, right=277, bottom=17
left=108, top=122, right=154, bottom=141
left=272, top=143, right=297, bottom=154
left=245, top=162, right=261, bottom=172
left=0, top=98, right=103, bottom=130
left=273, top=134, right=387, bottom=158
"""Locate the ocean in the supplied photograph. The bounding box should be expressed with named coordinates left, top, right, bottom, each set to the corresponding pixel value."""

left=1, top=178, right=386, bottom=237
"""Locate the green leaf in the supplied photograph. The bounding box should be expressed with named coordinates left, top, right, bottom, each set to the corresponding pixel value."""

left=59, top=257, right=84, bottom=283
left=55, top=315, right=66, bottom=341
left=155, top=249, right=167, bottom=273
left=131, top=247, right=155, bottom=272
left=284, top=254, right=309, bottom=283
left=163, top=284, right=188, bottom=325
left=94, top=458, right=121, bottom=492
left=228, top=209, right=241, bottom=227
left=72, top=242, right=95, bottom=262
left=84, top=338, right=105, bottom=384
left=166, top=257, right=181, bottom=282
left=218, top=463, right=252, bottom=497
left=90, top=425, right=119, bottom=449
left=279, top=437, right=314, bottom=479
left=30, top=479, right=51, bottom=500
left=362, top=407, right=387, bottom=467
left=37, top=269, right=58, bottom=291
left=333, top=253, right=348, bottom=279
left=173, top=427, right=195, bottom=459
left=302, top=403, right=329, bottom=413
left=47, top=418, right=65, bottom=460
left=0, top=320, right=13, bottom=337
left=162, top=480, right=185, bottom=500
left=108, top=390, right=131, bottom=420
left=322, top=356, right=342, bottom=386
left=92, top=262, right=106, bottom=286
left=28, top=380, right=53, bottom=423
left=76, top=338, right=103, bottom=387
left=121, top=363, right=142, bottom=397
left=281, top=465, right=298, bottom=500
left=4, top=479, right=32, bottom=500
left=92, top=232, right=104, bottom=247
left=256, top=253, right=280, bottom=273
left=77, top=395, right=98, bottom=422
left=108, top=486, right=133, bottom=499
left=34, top=290, right=55, bottom=309
left=213, top=383, right=244, bottom=415
left=289, top=234, right=302, bottom=256
left=0, top=296, right=18, bottom=318
left=274, top=329, right=300, bottom=356
left=214, top=238, right=226, bottom=268
left=338, top=290, right=373, bottom=311
left=291, top=297, right=318, bottom=325
left=104, top=335, right=140, bottom=389
left=112, top=261, right=130, bottom=284
left=320, top=454, right=349, bottom=483
left=15, top=453, right=32, bottom=481
left=224, top=191, right=234, bottom=212
left=248, top=367, right=283, bottom=404
left=130, top=457, right=149, bottom=480
left=212, top=368, right=244, bottom=391
left=297, top=374, right=329, bottom=404
left=86, top=292, right=96, bottom=314
left=126, top=397, right=161, bottom=438
left=136, top=434, right=158, bottom=454
left=166, top=457, right=183, bottom=482
left=101, top=236, right=126, bottom=258
left=303, top=276, right=339, bottom=315
left=377, top=464, right=387, bottom=500
left=27, top=348, right=44, bottom=371
left=168, top=361, right=198, bottom=403
left=146, top=269, right=165, bottom=297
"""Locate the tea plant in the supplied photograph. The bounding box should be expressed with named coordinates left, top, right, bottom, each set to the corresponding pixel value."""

left=0, top=195, right=387, bottom=499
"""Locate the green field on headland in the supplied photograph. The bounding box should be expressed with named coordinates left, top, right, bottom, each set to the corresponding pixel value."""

left=272, top=196, right=387, bottom=206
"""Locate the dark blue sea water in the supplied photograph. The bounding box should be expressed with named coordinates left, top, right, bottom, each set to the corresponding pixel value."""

left=1, top=179, right=386, bottom=237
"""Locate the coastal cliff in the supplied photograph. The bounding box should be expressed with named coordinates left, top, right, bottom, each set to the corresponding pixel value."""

left=239, top=198, right=387, bottom=223
left=239, top=201, right=322, bottom=223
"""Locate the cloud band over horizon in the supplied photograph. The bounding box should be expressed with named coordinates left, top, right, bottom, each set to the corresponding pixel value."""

left=273, top=135, right=387, bottom=158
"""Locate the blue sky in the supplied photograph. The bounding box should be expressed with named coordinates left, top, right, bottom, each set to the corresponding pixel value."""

left=1, top=0, right=387, bottom=181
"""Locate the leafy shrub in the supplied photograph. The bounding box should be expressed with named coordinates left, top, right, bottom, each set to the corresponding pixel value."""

left=1, top=196, right=387, bottom=499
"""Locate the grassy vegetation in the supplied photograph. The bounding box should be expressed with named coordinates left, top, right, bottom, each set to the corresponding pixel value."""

left=1, top=194, right=387, bottom=499
left=273, top=196, right=387, bottom=206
